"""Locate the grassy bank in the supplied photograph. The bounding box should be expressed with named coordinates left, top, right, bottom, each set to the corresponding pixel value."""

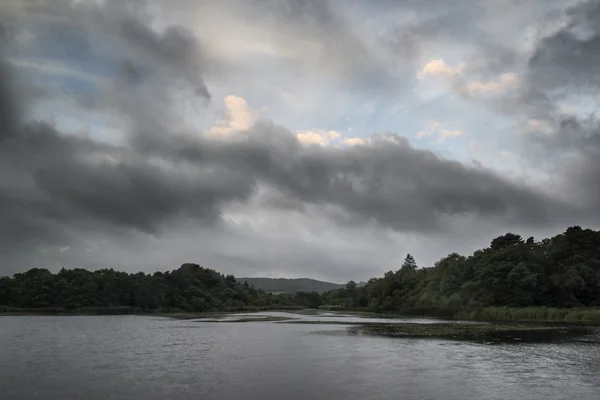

left=319, top=305, right=600, bottom=324
left=384, top=307, right=600, bottom=325
left=453, top=307, right=600, bottom=324
left=3, top=304, right=600, bottom=325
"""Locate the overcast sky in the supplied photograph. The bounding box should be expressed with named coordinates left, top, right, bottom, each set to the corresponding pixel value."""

left=1, top=0, right=599, bottom=282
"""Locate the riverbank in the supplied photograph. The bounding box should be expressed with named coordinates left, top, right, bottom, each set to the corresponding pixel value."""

left=3, top=306, right=597, bottom=343
left=0, top=305, right=304, bottom=316
left=3, top=305, right=600, bottom=325
left=318, top=305, right=600, bottom=325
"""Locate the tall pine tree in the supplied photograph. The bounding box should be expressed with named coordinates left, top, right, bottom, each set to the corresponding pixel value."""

left=402, top=254, right=417, bottom=270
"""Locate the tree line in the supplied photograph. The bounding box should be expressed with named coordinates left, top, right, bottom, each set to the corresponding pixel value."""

left=0, top=263, right=319, bottom=312
left=321, top=226, right=600, bottom=311
left=1, top=226, right=599, bottom=313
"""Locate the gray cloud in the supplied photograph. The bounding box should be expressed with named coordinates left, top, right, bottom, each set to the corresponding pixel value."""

left=0, top=45, right=20, bottom=141
left=171, top=0, right=415, bottom=97
left=136, top=125, right=572, bottom=231
left=529, top=0, right=600, bottom=91
left=0, top=0, right=210, bottom=106
left=115, top=13, right=210, bottom=99
left=1, top=0, right=599, bottom=280
left=512, top=0, right=600, bottom=213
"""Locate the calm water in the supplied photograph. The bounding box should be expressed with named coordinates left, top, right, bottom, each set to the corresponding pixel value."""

left=1, top=313, right=599, bottom=400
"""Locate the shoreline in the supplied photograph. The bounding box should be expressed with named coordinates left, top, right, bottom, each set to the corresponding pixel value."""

left=2, top=306, right=600, bottom=326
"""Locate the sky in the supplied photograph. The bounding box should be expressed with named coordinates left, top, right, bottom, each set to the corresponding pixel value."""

left=1, top=0, right=599, bottom=282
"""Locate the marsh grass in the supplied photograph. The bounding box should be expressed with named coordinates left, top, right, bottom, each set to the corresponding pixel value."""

left=338, top=306, right=600, bottom=325
left=352, top=322, right=592, bottom=343
left=453, top=307, right=600, bottom=324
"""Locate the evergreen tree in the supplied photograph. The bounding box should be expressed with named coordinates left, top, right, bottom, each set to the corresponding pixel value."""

left=402, top=254, right=417, bottom=270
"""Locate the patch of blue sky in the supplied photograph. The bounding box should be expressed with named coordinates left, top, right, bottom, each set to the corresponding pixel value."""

left=20, top=20, right=131, bottom=83
left=30, top=98, right=125, bottom=145
left=43, top=72, right=98, bottom=96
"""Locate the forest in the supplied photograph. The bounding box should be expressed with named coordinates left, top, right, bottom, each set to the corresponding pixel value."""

left=0, top=263, right=320, bottom=313
left=1, top=226, right=599, bottom=316
left=321, top=226, right=600, bottom=315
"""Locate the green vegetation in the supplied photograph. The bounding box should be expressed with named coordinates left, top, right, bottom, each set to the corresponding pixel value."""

left=321, top=226, right=600, bottom=322
left=0, top=263, right=311, bottom=313
left=351, top=322, right=591, bottom=343
left=2, top=226, right=600, bottom=322
left=238, top=277, right=344, bottom=294
left=454, top=307, right=600, bottom=323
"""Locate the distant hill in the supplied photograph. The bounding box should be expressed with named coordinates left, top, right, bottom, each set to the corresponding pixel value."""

left=238, top=277, right=344, bottom=294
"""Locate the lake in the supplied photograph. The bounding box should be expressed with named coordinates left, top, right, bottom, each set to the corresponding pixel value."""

left=1, top=312, right=599, bottom=400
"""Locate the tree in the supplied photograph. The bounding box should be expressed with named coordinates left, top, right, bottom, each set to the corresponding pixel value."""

left=402, top=254, right=417, bottom=270
left=490, top=233, right=523, bottom=250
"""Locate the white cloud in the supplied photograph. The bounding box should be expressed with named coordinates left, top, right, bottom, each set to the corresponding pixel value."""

left=418, top=59, right=465, bottom=80
left=417, top=59, right=519, bottom=99
left=437, top=129, right=462, bottom=143
left=208, top=95, right=257, bottom=137
left=416, top=121, right=462, bottom=143
left=343, top=137, right=366, bottom=146
left=296, top=129, right=341, bottom=146
left=525, top=118, right=553, bottom=135
left=416, top=120, right=445, bottom=138
left=460, top=73, right=520, bottom=96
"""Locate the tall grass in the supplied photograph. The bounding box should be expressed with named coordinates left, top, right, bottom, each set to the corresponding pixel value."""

left=453, top=307, right=600, bottom=323
left=317, top=305, right=600, bottom=323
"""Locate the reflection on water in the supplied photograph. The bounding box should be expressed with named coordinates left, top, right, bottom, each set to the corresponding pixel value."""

left=0, top=313, right=599, bottom=400
left=203, top=310, right=477, bottom=324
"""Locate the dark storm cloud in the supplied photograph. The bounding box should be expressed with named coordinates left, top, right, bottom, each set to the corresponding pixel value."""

left=135, top=124, right=569, bottom=232
left=115, top=14, right=210, bottom=98
left=31, top=148, right=255, bottom=233
left=0, top=44, right=20, bottom=141
left=0, top=120, right=257, bottom=236
left=529, top=0, right=600, bottom=91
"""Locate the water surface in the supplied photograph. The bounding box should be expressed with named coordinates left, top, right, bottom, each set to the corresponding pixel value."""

left=1, top=313, right=598, bottom=400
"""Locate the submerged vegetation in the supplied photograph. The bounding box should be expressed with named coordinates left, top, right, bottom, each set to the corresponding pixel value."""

left=188, top=314, right=594, bottom=343
left=2, top=226, right=600, bottom=323
left=350, top=322, right=592, bottom=343
left=453, top=307, right=600, bottom=323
